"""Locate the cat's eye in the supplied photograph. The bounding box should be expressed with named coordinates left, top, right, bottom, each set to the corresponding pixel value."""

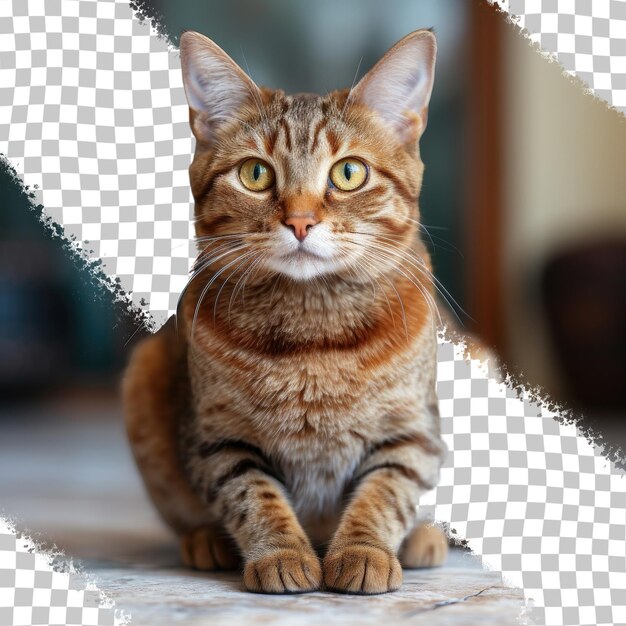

left=329, top=158, right=368, bottom=191
left=239, top=158, right=275, bottom=192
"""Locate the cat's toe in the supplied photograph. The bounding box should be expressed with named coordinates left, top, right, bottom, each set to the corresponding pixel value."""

left=323, top=544, right=402, bottom=595
left=243, top=547, right=322, bottom=594
left=180, top=527, right=240, bottom=570
left=399, top=524, right=448, bottom=569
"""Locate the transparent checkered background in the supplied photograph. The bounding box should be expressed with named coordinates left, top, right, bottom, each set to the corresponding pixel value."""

left=491, top=0, right=626, bottom=114
left=0, top=520, right=126, bottom=626
left=1, top=1, right=626, bottom=624
left=427, top=339, right=626, bottom=626
left=0, top=0, right=194, bottom=326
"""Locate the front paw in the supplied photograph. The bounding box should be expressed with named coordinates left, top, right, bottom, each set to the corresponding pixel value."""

left=323, top=544, right=402, bottom=594
left=243, top=547, right=322, bottom=594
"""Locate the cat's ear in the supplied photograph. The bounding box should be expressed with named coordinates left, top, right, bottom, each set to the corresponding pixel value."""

left=351, top=29, right=436, bottom=145
left=180, top=31, right=261, bottom=144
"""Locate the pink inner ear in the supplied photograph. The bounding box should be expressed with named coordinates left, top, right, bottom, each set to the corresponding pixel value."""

left=180, top=32, right=261, bottom=141
left=350, top=31, right=436, bottom=142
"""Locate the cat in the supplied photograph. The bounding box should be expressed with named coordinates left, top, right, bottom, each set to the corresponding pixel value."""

left=123, top=28, right=450, bottom=595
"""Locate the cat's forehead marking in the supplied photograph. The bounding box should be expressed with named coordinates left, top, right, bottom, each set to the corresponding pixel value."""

left=270, top=93, right=341, bottom=158
left=257, top=94, right=340, bottom=191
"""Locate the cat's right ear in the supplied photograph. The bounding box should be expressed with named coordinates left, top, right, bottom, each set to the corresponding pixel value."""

left=179, top=31, right=261, bottom=145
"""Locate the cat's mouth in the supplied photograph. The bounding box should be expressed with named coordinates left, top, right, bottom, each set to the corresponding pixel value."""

left=264, top=244, right=339, bottom=280
left=279, top=247, right=326, bottom=261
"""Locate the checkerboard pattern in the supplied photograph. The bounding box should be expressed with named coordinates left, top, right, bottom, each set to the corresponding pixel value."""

left=0, top=519, right=126, bottom=626
left=1, top=1, right=626, bottom=624
left=426, top=338, right=626, bottom=625
left=491, top=0, right=626, bottom=115
left=0, top=0, right=195, bottom=326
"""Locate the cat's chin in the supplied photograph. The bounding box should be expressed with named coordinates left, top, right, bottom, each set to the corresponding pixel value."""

left=264, top=251, right=341, bottom=281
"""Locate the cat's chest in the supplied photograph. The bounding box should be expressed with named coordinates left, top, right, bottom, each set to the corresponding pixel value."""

left=253, top=352, right=368, bottom=404
left=190, top=331, right=424, bottom=439
left=227, top=349, right=399, bottom=433
left=273, top=431, right=364, bottom=536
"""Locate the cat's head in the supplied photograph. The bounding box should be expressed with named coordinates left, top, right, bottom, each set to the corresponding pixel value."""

left=180, top=30, right=436, bottom=283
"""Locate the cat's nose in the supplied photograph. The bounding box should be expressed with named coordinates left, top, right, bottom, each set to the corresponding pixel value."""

left=283, top=215, right=319, bottom=242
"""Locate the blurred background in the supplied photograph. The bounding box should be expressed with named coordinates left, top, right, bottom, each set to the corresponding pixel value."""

left=1, top=0, right=625, bottom=442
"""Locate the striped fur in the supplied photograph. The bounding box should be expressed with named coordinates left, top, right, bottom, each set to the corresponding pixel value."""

left=124, top=30, right=448, bottom=595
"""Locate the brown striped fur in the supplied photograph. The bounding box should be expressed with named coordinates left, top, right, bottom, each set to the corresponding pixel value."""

left=124, top=29, right=449, bottom=594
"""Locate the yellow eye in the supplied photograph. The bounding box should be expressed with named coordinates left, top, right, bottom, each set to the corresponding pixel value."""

left=329, top=158, right=368, bottom=191
left=239, top=158, right=275, bottom=192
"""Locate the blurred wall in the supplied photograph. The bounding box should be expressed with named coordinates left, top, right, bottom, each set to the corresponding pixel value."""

left=502, top=30, right=626, bottom=397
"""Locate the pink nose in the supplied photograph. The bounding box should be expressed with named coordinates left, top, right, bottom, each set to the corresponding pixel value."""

left=284, top=215, right=319, bottom=242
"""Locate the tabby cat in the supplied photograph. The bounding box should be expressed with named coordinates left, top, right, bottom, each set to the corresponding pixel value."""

left=123, top=29, right=449, bottom=595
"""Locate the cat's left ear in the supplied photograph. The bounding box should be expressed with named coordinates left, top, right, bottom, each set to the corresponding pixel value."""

left=179, top=31, right=262, bottom=145
left=351, top=29, right=436, bottom=145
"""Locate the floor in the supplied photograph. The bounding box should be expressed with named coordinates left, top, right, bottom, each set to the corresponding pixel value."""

left=0, top=400, right=527, bottom=625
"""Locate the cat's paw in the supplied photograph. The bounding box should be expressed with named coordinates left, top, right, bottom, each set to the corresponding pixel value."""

left=323, top=543, right=402, bottom=595
left=399, top=524, right=448, bottom=569
left=243, top=547, right=322, bottom=594
left=180, top=527, right=240, bottom=570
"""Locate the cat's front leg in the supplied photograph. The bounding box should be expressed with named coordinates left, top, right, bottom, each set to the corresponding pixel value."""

left=323, top=430, right=446, bottom=594
left=189, top=440, right=321, bottom=593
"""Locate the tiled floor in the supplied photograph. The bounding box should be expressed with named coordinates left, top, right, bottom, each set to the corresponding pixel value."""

left=0, top=402, right=527, bottom=625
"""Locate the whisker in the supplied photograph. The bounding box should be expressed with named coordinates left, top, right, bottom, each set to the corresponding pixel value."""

left=339, top=241, right=417, bottom=332
left=192, top=241, right=244, bottom=276
left=341, top=249, right=382, bottom=308
left=234, top=251, right=269, bottom=316
left=175, top=241, right=247, bottom=332
left=421, top=223, right=449, bottom=231
left=171, top=231, right=245, bottom=253
left=189, top=246, right=252, bottom=343
left=227, top=251, right=265, bottom=322
left=345, top=232, right=468, bottom=323
left=343, top=239, right=441, bottom=329
left=354, top=247, right=424, bottom=337
left=239, top=45, right=269, bottom=127
left=402, top=216, right=464, bottom=256
left=123, top=318, right=150, bottom=348
left=195, top=232, right=250, bottom=242
left=268, top=272, right=284, bottom=308
left=352, top=223, right=458, bottom=258
left=363, top=245, right=442, bottom=325
left=213, top=250, right=259, bottom=325
left=193, top=239, right=246, bottom=271
left=348, top=253, right=399, bottom=334
left=341, top=55, right=363, bottom=119
left=366, top=249, right=438, bottom=331
left=227, top=255, right=258, bottom=318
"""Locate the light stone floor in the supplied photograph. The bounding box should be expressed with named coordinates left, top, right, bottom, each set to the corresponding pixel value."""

left=0, top=402, right=527, bottom=625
